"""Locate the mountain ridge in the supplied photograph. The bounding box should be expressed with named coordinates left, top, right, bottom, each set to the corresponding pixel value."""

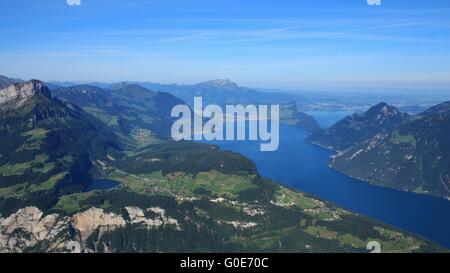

left=0, top=80, right=120, bottom=203
left=308, top=101, right=450, bottom=199
left=0, top=80, right=52, bottom=105
left=307, top=102, right=410, bottom=151
left=280, top=101, right=320, bottom=131
left=0, top=75, right=24, bottom=89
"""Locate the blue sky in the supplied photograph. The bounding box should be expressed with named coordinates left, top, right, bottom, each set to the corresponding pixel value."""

left=1, top=0, right=450, bottom=90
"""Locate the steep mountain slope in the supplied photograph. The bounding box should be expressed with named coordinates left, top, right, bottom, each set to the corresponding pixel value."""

left=53, top=84, right=185, bottom=146
left=0, top=81, right=119, bottom=206
left=420, top=101, right=450, bottom=116
left=280, top=101, right=320, bottom=131
left=330, top=101, right=450, bottom=199
left=307, top=103, right=410, bottom=151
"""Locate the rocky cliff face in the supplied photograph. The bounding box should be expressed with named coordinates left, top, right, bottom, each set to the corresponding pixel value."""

left=0, top=206, right=183, bottom=253
left=71, top=208, right=126, bottom=244
left=0, top=207, right=69, bottom=253
left=0, top=80, right=52, bottom=107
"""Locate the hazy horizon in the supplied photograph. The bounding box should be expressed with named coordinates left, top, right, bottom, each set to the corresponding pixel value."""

left=1, top=0, right=450, bottom=90
left=3, top=75, right=450, bottom=95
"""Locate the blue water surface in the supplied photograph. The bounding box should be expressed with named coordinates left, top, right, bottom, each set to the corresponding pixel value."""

left=84, top=179, right=120, bottom=192
left=201, top=111, right=450, bottom=248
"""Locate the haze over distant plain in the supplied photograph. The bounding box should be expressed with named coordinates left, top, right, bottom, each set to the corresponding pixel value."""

left=1, top=0, right=450, bottom=91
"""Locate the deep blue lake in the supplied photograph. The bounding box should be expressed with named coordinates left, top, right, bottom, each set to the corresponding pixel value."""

left=201, top=111, right=450, bottom=249
left=84, top=179, right=120, bottom=192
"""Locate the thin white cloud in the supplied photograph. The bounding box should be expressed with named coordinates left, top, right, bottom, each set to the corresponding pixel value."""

left=67, top=0, right=81, bottom=6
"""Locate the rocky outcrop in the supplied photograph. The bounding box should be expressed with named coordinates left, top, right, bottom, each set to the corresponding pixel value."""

left=0, top=207, right=68, bottom=253
left=125, top=206, right=180, bottom=230
left=0, top=206, right=182, bottom=253
left=218, top=220, right=258, bottom=229
left=71, top=207, right=126, bottom=243
left=0, top=80, right=52, bottom=106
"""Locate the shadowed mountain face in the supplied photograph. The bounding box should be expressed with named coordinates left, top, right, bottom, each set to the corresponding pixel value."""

left=307, top=103, right=410, bottom=151
left=280, top=101, right=320, bottom=131
left=0, top=75, right=23, bottom=89
left=308, top=101, right=450, bottom=199
left=420, top=101, right=450, bottom=116
left=0, top=81, right=119, bottom=205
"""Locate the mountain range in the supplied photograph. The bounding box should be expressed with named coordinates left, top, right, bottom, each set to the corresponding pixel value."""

left=307, top=102, right=450, bottom=199
left=106, top=79, right=306, bottom=106
left=0, top=75, right=443, bottom=253
left=58, top=79, right=320, bottom=131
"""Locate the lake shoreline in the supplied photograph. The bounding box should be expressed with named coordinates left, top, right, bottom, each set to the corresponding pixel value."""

left=201, top=121, right=450, bottom=249
left=306, top=140, right=450, bottom=202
